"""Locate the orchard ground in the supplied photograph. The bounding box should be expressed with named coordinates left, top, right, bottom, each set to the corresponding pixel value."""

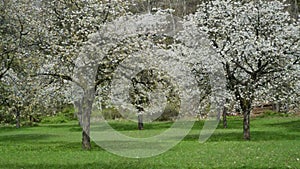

left=0, top=115, right=299, bottom=169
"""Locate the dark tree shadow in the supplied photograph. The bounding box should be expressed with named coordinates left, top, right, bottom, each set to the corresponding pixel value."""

left=40, top=124, right=80, bottom=129
left=90, top=121, right=174, bottom=131
left=184, top=130, right=300, bottom=142
left=265, top=119, right=300, bottom=132
left=0, top=134, right=57, bottom=142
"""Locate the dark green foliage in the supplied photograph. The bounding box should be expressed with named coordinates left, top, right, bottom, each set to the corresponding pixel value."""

left=101, top=108, right=123, bottom=120
left=257, top=110, right=292, bottom=118
left=59, top=105, right=77, bottom=121
left=156, top=103, right=179, bottom=121
left=40, top=105, right=76, bottom=124
left=21, top=121, right=39, bottom=127
left=40, top=115, right=70, bottom=124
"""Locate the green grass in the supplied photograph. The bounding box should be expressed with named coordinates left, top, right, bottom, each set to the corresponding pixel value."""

left=0, top=116, right=299, bottom=169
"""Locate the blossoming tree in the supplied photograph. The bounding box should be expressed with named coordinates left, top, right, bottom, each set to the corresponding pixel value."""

left=188, top=0, right=300, bottom=140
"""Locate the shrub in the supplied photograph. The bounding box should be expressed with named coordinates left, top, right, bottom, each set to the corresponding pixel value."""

left=21, top=121, right=39, bottom=127
left=101, top=107, right=123, bottom=120
left=41, top=114, right=69, bottom=124
left=39, top=104, right=76, bottom=124
left=156, top=104, right=179, bottom=121
left=60, top=105, right=76, bottom=120
left=258, top=110, right=290, bottom=118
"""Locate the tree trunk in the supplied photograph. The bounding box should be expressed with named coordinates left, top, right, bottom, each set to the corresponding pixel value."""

left=138, top=113, right=143, bottom=130
left=239, top=96, right=252, bottom=140
left=81, top=88, right=95, bottom=150
left=223, top=106, right=227, bottom=128
left=82, top=108, right=91, bottom=150
left=243, top=109, right=251, bottom=140
left=16, top=110, right=20, bottom=128
left=82, top=127, right=91, bottom=150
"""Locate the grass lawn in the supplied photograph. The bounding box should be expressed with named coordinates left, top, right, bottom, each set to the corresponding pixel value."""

left=0, top=116, right=299, bottom=169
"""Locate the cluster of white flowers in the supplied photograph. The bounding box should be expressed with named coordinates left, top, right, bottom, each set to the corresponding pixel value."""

left=187, top=0, right=300, bottom=113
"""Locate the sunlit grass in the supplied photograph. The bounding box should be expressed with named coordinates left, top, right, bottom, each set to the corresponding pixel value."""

left=0, top=116, right=299, bottom=169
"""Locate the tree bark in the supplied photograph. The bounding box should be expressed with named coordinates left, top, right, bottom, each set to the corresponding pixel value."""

left=238, top=95, right=252, bottom=140
left=82, top=108, right=91, bottom=150
left=223, top=106, right=227, bottom=128
left=242, top=105, right=251, bottom=140
left=81, top=88, right=95, bottom=150
left=138, top=113, right=143, bottom=130
left=16, top=110, right=20, bottom=128
left=82, top=127, right=91, bottom=150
